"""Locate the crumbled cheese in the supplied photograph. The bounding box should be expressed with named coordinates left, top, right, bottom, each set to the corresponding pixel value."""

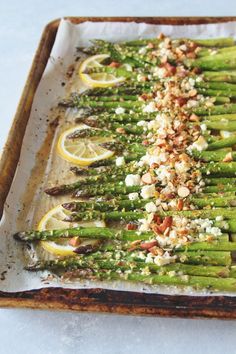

left=216, top=215, right=223, bottom=222
left=139, top=151, right=168, bottom=168
left=140, top=184, right=156, bottom=199
left=153, top=251, right=177, bottom=266
left=143, top=101, right=157, bottom=113
left=153, top=67, right=166, bottom=79
left=188, top=136, right=208, bottom=152
left=147, top=119, right=160, bottom=131
left=115, top=156, right=125, bottom=167
left=179, top=44, right=187, bottom=52
left=175, top=161, right=190, bottom=174
left=115, top=107, right=125, bottom=115
left=145, top=201, right=157, bottom=213
left=138, top=47, right=147, bottom=55
left=187, top=99, right=198, bottom=108
left=137, top=120, right=148, bottom=127
left=200, top=123, right=207, bottom=132
left=155, top=165, right=172, bottom=185
left=128, top=192, right=139, bottom=201
left=205, top=226, right=222, bottom=236
left=188, top=77, right=196, bottom=87
left=145, top=253, right=154, bottom=264
left=220, top=130, right=233, bottom=138
left=139, top=218, right=151, bottom=232
left=195, top=76, right=203, bottom=83
left=125, top=174, right=141, bottom=187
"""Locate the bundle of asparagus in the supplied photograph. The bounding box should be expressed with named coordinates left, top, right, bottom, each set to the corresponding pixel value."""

left=14, top=34, right=236, bottom=293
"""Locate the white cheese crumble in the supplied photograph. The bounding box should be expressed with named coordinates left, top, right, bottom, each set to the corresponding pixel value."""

left=175, top=161, right=190, bottom=174
left=143, top=101, right=157, bottom=113
left=188, top=136, right=208, bottom=152
left=125, top=174, right=141, bottom=187
left=153, top=67, right=166, bottom=79
left=137, top=120, right=148, bottom=127
left=115, top=156, right=125, bottom=167
left=153, top=252, right=177, bottom=266
left=215, top=215, right=223, bottom=222
left=155, top=165, right=172, bottom=185
left=140, top=184, right=156, bottom=199
left=128, top=192, right=139, bottom=201
left=200, top=123, right=207, bottom=132
left=145, top=201, right=157, bottom=213
left=115, top=107, right=125, bottom=115
left=221, top=131, right=233, bottom=138
left=138, top=47, right=147, bottom=55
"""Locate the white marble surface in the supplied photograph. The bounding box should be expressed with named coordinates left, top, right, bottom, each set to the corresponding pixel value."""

left=1, top=1, right=236, bottom=353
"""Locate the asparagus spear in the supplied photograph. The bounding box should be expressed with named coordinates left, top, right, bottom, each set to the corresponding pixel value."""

left=204, top=177, right=236, bottom=186
left=73, top=183, right=141, bottom=198
left=26, top=257, right=230, bottom=278
left=192, top=150, right=236, bottom=162
left=26, top=258, right=236, bottom=291
left=204, top=71, right=236, bottom=83
left=206, top=135, right=236, bottom=150
left=185, top=53, right=236, bottom=71
left=194, top=103, right=236, bottom=116
left=201, top=162, right=236, bottom=176
left=61, top=207, right=236, bottom=223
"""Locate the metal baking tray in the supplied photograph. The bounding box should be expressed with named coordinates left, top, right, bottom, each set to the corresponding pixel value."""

left=1, top=17, right=236, bottom=318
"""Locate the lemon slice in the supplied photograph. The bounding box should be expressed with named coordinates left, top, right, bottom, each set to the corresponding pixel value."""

left=79, top=54, right=125, bottom=87
left=57, top=124, right=114, bottom=166
left=38, top=205, right=105, bottom=256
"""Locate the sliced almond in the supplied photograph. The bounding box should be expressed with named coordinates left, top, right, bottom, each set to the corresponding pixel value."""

left=177, top=186, right=190, bottom=198
left=141, top=172, right=155, bottom=184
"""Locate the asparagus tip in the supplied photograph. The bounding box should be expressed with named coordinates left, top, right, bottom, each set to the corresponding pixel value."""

left=25, top=262, right=43, bottom=271
left=44, top=186, right=66, bottom=196
left=62, top=202, right=77, bottom=211
left=13, top=232, right=25, bottom=241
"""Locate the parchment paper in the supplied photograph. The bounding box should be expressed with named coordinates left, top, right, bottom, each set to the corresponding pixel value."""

left=1, top=19, right=236, bottom=295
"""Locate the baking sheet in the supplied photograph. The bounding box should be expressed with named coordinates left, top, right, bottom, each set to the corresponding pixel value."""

left=1, top=18, right=236, bottom=295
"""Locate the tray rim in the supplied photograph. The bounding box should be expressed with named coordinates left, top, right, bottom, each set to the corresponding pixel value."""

left=1, top=16, right=236, bottom=318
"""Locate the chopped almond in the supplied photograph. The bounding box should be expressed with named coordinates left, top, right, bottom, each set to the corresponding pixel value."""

left=158, top=32, right=165, bottom=40
left=176, top=97, right=187, bottom=107
left=223, top=152, right=233, bottom=162
left=188, top=89, right=197, bottom=97
left=186, top=52, right=196, bottom=59
left=189, top=113, right=199, bottom=122
left=147, top=42, right=154, bottom=49
left=128, top=239, right=141, bottom=251
left=163, top=62, right=176, bottom=76
left=116, top=127, right=126, bottom=134
left=154, top=216, right=173, bottom=234
left=127, top=223, right=138, bottom=230
left=153, top=214, right=162, bottom=224
left=109, top=61, right=120, bottom=68
left=140, top=240, right=158, bottom=250
left=177, top=199, right=184, bottom=211
left=142, top=140, right=150, bottom=146
left=68, top=237, right=81, bottom=247
left=149, top=246, right=164, bottom=256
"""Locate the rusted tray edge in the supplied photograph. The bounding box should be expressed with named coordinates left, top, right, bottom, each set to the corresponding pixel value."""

left=1, top=17, right=236, bottom=318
